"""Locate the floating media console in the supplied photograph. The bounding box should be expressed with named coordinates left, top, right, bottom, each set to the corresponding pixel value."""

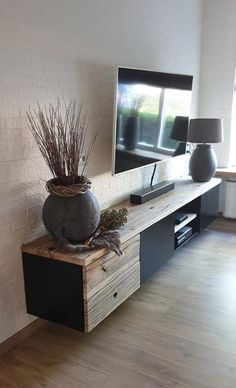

left=22, top=177, right=221, bottom=332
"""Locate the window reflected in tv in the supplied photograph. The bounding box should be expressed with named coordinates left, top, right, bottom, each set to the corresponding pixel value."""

left=113, top=67, right=193, bottom=174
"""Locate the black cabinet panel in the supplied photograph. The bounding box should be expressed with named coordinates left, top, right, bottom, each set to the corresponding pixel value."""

left=22, top=254, right=84, bottom=331
left=140, top=214, right=174, bottom=282
left=140, top=184, right=219, bottom=282
left=200, top=185, right=220, bottom=230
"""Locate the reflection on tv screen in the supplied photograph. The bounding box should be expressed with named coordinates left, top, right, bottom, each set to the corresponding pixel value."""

left=114, top=67, right=193, bottom=174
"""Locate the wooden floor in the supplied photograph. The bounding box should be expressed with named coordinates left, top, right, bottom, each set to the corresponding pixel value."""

left=1, top=217, right=236, bottom=388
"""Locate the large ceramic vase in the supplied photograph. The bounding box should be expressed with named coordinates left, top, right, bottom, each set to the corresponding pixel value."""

left=43, top=181, right=100, bottom=243
left=123, top=116, right=140, bottom=150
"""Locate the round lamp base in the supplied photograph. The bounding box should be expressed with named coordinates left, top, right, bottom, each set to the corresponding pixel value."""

left=189, top=144, right=217, bottom=182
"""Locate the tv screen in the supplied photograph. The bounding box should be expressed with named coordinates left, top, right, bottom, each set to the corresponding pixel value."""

left=112, top=67, right=193, bottom=174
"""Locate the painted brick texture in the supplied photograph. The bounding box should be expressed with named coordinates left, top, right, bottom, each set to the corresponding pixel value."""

left=0, top=0, right=202, bottom=343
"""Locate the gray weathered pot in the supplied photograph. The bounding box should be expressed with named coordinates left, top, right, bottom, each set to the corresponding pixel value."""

left=189, top=144, right=217, bottom=182
left=42, top=190, right=100, bottom=243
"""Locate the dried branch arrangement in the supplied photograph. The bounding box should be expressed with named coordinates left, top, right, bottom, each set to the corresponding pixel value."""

left=59, top=230, right=123, bottom=257
left=27, top=99, right=97, bottom=187
left=57, top=207, right=129, bottom=256
left=129, top=95, right=145, bottom=117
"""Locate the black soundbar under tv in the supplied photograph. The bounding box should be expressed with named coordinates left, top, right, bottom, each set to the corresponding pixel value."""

left=130, top=181, right=175, bottom=204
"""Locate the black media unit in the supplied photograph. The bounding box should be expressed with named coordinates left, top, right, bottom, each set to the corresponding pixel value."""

left=140, top=184, right=220, bottom=282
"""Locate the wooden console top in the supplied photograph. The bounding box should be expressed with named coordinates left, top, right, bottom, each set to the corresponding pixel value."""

left=21, top=176, right=221, bottom=267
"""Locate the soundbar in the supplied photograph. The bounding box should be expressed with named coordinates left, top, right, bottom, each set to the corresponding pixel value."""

left=130, top=181, right=175, bottom=205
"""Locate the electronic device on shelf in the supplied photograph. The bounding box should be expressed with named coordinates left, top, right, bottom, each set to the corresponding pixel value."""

left=175, top=226, right=192, bottom=247
left=175, top=212, right=188, bottom=224
left=112, top=66, right=193, bottom=176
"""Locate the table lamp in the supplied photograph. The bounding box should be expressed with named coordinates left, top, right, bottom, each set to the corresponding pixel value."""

left=187, top=118, right=223, bottom=182
left=171, top=116, right=189, bottom=156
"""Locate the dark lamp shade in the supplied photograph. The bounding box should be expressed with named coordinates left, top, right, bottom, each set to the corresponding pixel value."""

left=171, top=116, right=189, bottom=142
left=188, top=118, right=223, bottom=144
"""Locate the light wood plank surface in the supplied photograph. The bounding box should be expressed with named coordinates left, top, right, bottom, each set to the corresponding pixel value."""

left=84, top=261, right=140, bottom=332
left=2, top=217, right=236, bottom=387
left=83, top=235, right=140, bottom=299
left=21, top=176, right=221, bottom=267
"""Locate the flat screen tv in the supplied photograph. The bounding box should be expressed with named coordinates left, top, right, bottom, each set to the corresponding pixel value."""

left=112, top=67, right=193, bottom=175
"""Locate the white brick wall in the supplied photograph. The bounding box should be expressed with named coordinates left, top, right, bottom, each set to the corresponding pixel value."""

left=0, top=0, right=202, bottom=343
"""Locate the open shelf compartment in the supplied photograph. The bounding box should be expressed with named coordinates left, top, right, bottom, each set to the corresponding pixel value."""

left=174, top=213, right=197, bottom=233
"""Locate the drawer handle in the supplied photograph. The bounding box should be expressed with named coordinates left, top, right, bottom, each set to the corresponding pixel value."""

left=102, top=266, right=107, bottom=272
left=113, top=292, right=118, bottom=298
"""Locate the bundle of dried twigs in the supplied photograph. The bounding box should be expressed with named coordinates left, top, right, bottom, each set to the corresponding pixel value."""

left=27, top=99, right=97, bottom=187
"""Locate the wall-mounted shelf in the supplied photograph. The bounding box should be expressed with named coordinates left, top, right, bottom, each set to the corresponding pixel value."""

left=21, top=177, right=221, bottom=333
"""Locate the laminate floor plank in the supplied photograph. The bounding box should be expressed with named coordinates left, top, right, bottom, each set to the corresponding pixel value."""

left=1, top=217, right=236, bottom=387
